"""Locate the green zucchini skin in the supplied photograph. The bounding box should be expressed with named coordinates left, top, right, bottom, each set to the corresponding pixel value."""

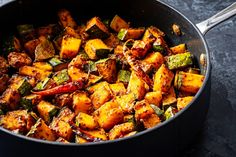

left=117, top=70, right=131, bottom=83
left=164, top=106, right=177, bottom=120
left=18, top=79, right=32, bottom=96
left=166, top=52, right=193, bottom=70
left=48, top=57, right=63, bottom=67
left=34, top=77, right=51, bottom=91
left=86, top=25, right=109, bottom=39
left=20, top=94, right=42, bottom=110
left=53, top=69, right=70, bottom=85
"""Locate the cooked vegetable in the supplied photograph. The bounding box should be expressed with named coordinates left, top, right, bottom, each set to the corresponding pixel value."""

left=35, top=37, right=55, bottom=61
left=8, top=52, right=32, bottom=69
left=37, top=101, right=59, bottom=124
left=0, top=10, right=205, bottom=143
left=153, top=64, right=174, bottom=93
left=166, top=52, right=193, bottom=70
left=110, top=15, right=129, bottom=32
left=174, top=71, right=204, bottom=94
left=85, top=17, right=110, bottom=39
left=96, top=58, right=117, bottom=83
left=85, top=39, right=112, bottom=60
left=172, top=24, right=181, bottom=36
left=60, top=35, right=82, bottom=59
left=117, top=28, right=145, bottom=41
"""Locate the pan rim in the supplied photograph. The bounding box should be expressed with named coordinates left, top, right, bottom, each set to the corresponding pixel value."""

left=0, top=0, right=211, bottom=147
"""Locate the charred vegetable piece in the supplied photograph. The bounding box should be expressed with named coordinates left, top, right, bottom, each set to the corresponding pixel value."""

left=166, top=52, right=193, bottom=70
left=27, top=118, right=57, bottom=141
left=37, top=101, right=58, bottom=124
left=115, top=93, right=136, bottom=114
left=153, top=40, right=164, bottom=53
left=2, top=35, right=21, bottom=56
left=34, top=77, right=51, bottom=91
left=19, top=66, right=51, bottom=80
left=174, top=71, right=204, bottom=94
left=150, top=104, right=164, bottom=117
left=94, top=101, right=124, bottom=130
left=0, top=88, right=20, bottom=110
left=170, top=44, right=186, bottom=54
left=72, top=92, right=93, bottom=114
left=77, top=128, right=108, bottom=141
left=142, top=29, right=156, bottom=44
left=35, top=38, right=55, bottom=61
left=58, top=9, right=77, bottom=29
left=0, top=56, right=9, bottom=74
left=117, top=28, right=145, bottom=41
left=104, top=33, right=120, bottom=49
left=17, top=78, right=32, bottom=96
left=145, top=91, right=162, bottom=107
left=153, top=64, right=174, bottom=93
left=109, top=122, right=135, bottom=140
left=87, top=74, right=103, bottom=86
left=76, top=112, right=98, bottom=130
left=187, top=67, right=201, bottom=74
left=37, top=24, right=61, bottom=39
left=52, top=69, right=70, bottom=85
left=7, top=52, right=32, bottom=69
left=162, top=87, right=177, bottom=110
left=127, top=71, right=149, bottom=100
left=117, top=70, right=131, bottom=83
left=83, top=61, right=97, bottom=74
left=54, top=94, right=72, bottom=108
left=32, top=80, right=85, bottom=96
left=24, top=38, right=41, bottom=57
left=33, top=62, right=53, bottom=71
left=164, top=106, right=177, bottom=120
left=131, top=40, right=151, bottom=59
left=110, top=15, right=129, bottom=32
left=177, top=96, right=194, bottom=111
left=142, top=113, right=161, bottom=129
left=85, top=39, right=112, bottom=60
left=96, top=58, right=117, bottom=83
left=85, top=17, right=110, bottom=39
left=20, top=94, right=42, bottom=110
left=48, top=57, right=69, bottom=72
left=56, top=137, right=70, bottom=143
left=60, top=35, right=82, bottom=59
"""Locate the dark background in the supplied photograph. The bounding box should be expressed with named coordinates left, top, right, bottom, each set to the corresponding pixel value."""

left=159, top=0, right=236, bottom=156
left=0, top=0, right=236, bottom=156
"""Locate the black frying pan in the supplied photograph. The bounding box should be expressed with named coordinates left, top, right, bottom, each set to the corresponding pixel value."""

left=0, top=0, right=235, bottom=157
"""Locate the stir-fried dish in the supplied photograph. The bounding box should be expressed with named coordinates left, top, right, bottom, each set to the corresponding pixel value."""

left=0, top=9, right=204, bottom=143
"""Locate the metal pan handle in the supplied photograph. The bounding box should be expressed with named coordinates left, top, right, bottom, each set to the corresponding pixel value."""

left=196, top=2, right=236, bottom=35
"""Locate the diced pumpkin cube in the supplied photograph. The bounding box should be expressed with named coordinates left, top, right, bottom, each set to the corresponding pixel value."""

left=87, top=74, right=103, bottom=86
left=33, top=62, right=53, bottom=71
left=50, top=118, right=73, bottom=141
left=0, top=110, right=32, bottom=133
left=68, top=66, right=88, bottom=82
left=130, top=40, right=151, bottom=59
left=19, top=66, right=51, bottom=80
left=54, top=94, right=72, bottom=108
left=75, top=136, right=89, bottom=144
left=27, top=118, right=57, bottom=141
left=94, top=101, right=124, bottom=130
left=142, top=28, right=156, bottom=44
left=80, top=128, right=108, bottom=141
left=110, top=15, right=129, bottom=32
left=177, top=96, right=194, bottom=111
left=144, top=91, right=162, bottom=107
left=134, top=100, right=155, bottom=121
left=162, top=87, right=177, bottom=110
left=73, top=92, right=93, bottom=114
left=104, top=33, right=120, bottom=49
left=85, top=39, right=112, bottom=60
left=109, top=82, right=126, bottom=96
left=56, top=107, right=75, bottom=123
left=166, top=52, right=193, bottom=70
left=174, top=71, right=204, bottom=94
left=115, top=93, right=136, bottom=114
left=85, top=17, right=110, bottom=39
left=1, top=88, right=20, bottom=110
left=75, top=112, right=98, bottom=130
left=96, top=58, right=117, bottom=83
left=141, top=52, right=164, bottom=72
left=86, top=81, right=110, bottom=94
left=170, top=43, right=186, bottom=54
left=58, top=9, right=77, bottom=29
left=142, top=113, right=161, bottom=129
left=108, top=122, right=135, bottom=140
left=117, top=28, right=145, bottom=41
left=90, top=85, right=112, bottom=110
left=60, top=35, right=82, bottom=59
left=127, top=71, right=148, bottom=100
left=37, top=101, right=59, bottom=124
left=153, top=64, right=174, bottom=93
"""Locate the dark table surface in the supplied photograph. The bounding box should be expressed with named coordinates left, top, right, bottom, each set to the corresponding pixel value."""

left=0, top=0, right=235, bottom=157
left=159, top=0, right=236, bottom=156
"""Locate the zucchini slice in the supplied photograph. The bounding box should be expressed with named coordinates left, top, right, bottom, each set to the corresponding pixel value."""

left=117, top=70, right=131, bottom=83
left=20, top=94, right=42, bottom=110
left=117, top=28, right=145, bottom=41
left=162, top=87, right=177, bottom=110
left=110, top=15, right=129, bottom=32
left=48, top=57, right=69, bottom=72
left=85, top=39, right=112, bottom=60
left=52, top=69, right=70, bottom=85
left=166, top=52, right=193, bottom=70
left=17, top=78, right=32, bottom=96
left=34, top=77, right=51, bottom=91
left=164, top=106, right=177, bottom=120
left=85, top=17, right=110, bottom=39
